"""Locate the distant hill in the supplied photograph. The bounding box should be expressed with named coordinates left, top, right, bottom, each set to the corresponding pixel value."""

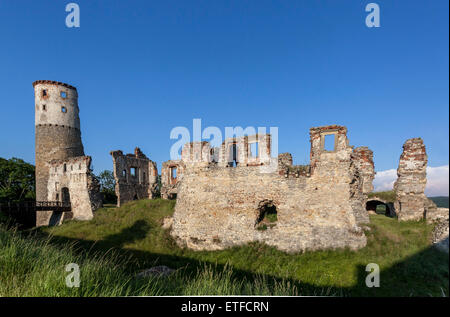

left=429, top=196, right=449, bottom=208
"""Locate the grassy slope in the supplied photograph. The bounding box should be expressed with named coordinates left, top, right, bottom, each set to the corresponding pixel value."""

left=368, top=191, right=396, bottom=202
left=33, top=199, right=449, bottom=297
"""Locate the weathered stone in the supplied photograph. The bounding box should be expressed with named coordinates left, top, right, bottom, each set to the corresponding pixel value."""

left=162, top=216, right=174, bottom=229
left=169, top=125, right=370, bottom=253
left=394, top=138, right=428, bottom=221
left=161, top=160, right=184, bottom=200
left=136, top=266, right=175, bottom=278
left=34, top=80, right=102, bottom=226
left=46, top=156, right=102, bottom=220
left=431, top=215, right=449, bottom=253
left=110, top=147, right=158, bottom=207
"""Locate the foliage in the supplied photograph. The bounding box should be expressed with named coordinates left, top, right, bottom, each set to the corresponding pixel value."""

left=0, top=157, right=35, bottom=203
left=96, top=170, right=117, bottom=204
left=37, top=199, right=449, bottom=296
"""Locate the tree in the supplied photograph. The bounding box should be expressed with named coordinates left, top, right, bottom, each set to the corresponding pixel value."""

left=0, top=157, right=36, bottom=202
left=97, top=170, right=117, bottom=204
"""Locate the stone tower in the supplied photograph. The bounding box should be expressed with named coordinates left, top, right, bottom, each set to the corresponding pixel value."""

left=33, top=80, right=85, bottom=202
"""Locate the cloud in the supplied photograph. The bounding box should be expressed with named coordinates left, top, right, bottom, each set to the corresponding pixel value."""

left=424, top=165, right=449, bottom=196
left=373, top=165, right=449, bottom=197
left=373, top=169, right=397, bottom=192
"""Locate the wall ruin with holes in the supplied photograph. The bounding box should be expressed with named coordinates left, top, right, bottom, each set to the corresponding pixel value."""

left=161, top=160, right=184, bottom=199
left=110, top=147, right=158, bottom=207
left=169, top=126, right=372, bottom=253
left=34, top=80, right=102, bottom=227
left=42, top=156, right=102, bottom=226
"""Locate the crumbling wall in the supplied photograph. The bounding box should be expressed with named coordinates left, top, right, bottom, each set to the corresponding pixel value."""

left=169, top=125, right=368, bottom=253
left=43, top=156, right=102, bottom=225
left=394, top=138, right=428, bottom=221
left=350, top=147, right=375, bottom=224
left=161, top=160, right=184, bottom=199
left=110, top=147, right=158, bottom=207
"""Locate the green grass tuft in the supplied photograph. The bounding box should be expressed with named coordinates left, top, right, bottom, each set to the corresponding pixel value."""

left=368, top=190, right=397, bottom=203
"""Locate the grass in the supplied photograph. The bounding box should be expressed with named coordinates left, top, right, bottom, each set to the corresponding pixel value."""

left=1, top=199, right=448, bottom=296
left=368, top=191, right=397, bottom=203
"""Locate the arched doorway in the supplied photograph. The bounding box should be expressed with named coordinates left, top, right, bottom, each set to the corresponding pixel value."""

left=366, top=199, right=395, bottom=217
left=61, top=187, right=71, bottom=205
left=255, top=200, right=278, bottom=230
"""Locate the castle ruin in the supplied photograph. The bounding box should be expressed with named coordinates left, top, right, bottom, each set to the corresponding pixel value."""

left=161, top=160, right=184, bottom=199
left=32, top=80, right=445, bottom=252
left=168, top=125, right=374, bottom=252
left=110, top=147, right=158, bottom=207
left=34, top=80, right=102, bottom=226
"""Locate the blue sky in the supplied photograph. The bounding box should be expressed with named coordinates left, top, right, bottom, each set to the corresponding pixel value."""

left=0, top=1, right=448, bottom=183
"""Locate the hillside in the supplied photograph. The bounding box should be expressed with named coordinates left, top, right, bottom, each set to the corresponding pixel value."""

left=429, top=196, right=449, bottom=208
left=368, top=191, right=449, bottom=209
left=19, top=199, right=444, bottom=296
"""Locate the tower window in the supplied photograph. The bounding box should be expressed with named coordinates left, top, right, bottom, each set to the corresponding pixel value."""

left=171, top=167, right=177, bottom=179
left=250, top=142, right=259, bottom=158
left=60, top=91, right=67, bottom=98
left=323, top=134, right=336, bottom=152
left=61, top=106, right=67, bottom=113
left=42, top=89, right=48, bottom=97
left=63, top=164, right=67, bottom=172
left=42, top=104, right=46, bottom=111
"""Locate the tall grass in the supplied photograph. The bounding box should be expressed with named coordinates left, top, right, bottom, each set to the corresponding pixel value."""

left=1, top=199, right=448, bottom=296
left=0, top=224, right=301, bottom=296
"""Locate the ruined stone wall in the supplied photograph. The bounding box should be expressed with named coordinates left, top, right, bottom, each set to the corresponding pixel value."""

left=394, top=138, right=428, bottom=221
left=278, top=153, right=293, bottom=168
left=170, top=126, right=368, bottom=253
left=217, top=134, right=271, bottom=167
left=34, top=80, right=84, bottom=201
left=110, top=147, right=158, bottom=206
left=161, top=160, right=184, bottom=199
left=350, top=147, right=375, bottom=224
left=45, top=156, right=102, bottom=222
left=351, top=147, right=375, bottom=194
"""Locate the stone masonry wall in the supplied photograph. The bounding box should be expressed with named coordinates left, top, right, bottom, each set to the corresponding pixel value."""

left=110, top=147, right=158, bottom=207
left=170, top=126, right=368, bottom=253
left=350, top=147, right=375, bottom=224
left=161, top=160, right=184, bottom=199
left=34, top=80, right=84, bottom=202
left=40, top=156, right=102, bottom=226
left=394, top=138, right=428, bottom=221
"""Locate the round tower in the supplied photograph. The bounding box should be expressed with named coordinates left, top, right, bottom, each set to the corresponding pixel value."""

left=33, top=80, right=85, bottom=201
